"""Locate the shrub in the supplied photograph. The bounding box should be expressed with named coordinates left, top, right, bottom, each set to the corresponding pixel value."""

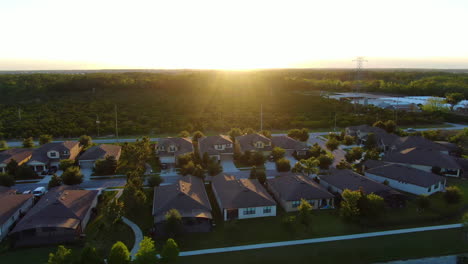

left=61, top=166, right=83, bottom=185
left=275, top=158, right=291, bottom=172
left=0, top=173, right=14, bottom=187
left=444, top=186, right=463, bottom=204
left=59, top=159, right=75, bottom=171
left=148, top=174, right=163, bottom=187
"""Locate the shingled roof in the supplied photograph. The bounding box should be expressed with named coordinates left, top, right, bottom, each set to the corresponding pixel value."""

left=383, top=147, right=461, bottom=169
left=198, top=135, right=233, bottom=156
left=156, top=137, right=194, bottom=157
left=29, top=141, right=80, bottom=163
left=212, top=174, right=276, bottom=209
left=321, top=169, right=401, bottom=197
left=268, top=174, right=333, bottom=201
left=366, top=163, right=444, bottom=187
left=392, top=136, right=449, bottom=152
left=153, top=176, right=212, bottom=223
left=11, top=187, right=99, bottom=233
left=235, top=133, right=272, bottom=152
left=79, top=144, right=122, bottom=161
left=0, top=189, right=33, bottom=226
left=271, top=136, right=308, bottom=151
left=0, top=148, right=32, bottom=165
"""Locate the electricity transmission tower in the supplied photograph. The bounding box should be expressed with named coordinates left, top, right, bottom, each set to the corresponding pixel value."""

left=352, top=56, right=368, bottom=113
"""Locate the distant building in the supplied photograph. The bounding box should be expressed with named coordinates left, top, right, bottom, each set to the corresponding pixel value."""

left=235, top=133, right=272, bottom=155
left=27, top=141, right=82, bottom=172
left=78, top=144, right=122, bottom=169
left=155, top=137, right=194, bottom=167
left=271, top=135, right=308, bottom=157
left=198, top=135, right=234, bottom=162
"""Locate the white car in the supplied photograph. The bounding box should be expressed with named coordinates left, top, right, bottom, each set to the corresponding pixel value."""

left=32, top=187, right=47, bottom=197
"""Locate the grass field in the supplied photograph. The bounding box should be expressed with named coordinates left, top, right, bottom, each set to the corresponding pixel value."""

left=180, top=228, right=468, bottom=264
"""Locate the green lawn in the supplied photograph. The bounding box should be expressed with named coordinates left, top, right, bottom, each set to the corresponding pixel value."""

left=125, top=188, right=155, bottom=235
left=180, top=228, right=468, bottom=264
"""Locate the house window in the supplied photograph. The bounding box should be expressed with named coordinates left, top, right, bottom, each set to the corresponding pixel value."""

left=435, top=183, right=439, bottom=189
left=308, top=200, right=316, bottom=207
left=169, top=146, right=177, bottom=152
left=255, top=142, right=264, bottom=148
left=227, top=144, right=232, bottom=148
left=63, top=150, right=69, bottom=155
left=215, top=145, right=223, bottom=150
left=292, top=201, right=301, bottom=208
left=243, top=208, right=256, bottom=215
left=263, top=206, right=272, bottom=214
left=49, top=152, right=57, bottom=158
left=158, top=146, right=165, bottom=151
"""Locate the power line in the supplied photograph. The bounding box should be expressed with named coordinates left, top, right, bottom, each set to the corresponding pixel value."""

left=352, top=56, right=368, bottom=113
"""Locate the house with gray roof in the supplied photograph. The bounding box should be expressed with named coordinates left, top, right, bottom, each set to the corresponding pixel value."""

left=235, top=133, right=272, bottom=155
left=26, top=141, right=82, bottom=172
left=155, top=137, right=194, bottom=166
left=153, top=176, right=212, bottom=233
left=345, top=125, right=398, bottom=151
left=383, top=147, right=462, bottom=177
left=198, top=135, right=233, bottom=162
left=271, top=135, right=308, bottom=157
left=364, top=163, right=446, bottom=195
left=0, top=148, right=33, bottom=174
left=212, top=174, right=276, bottom=221
left=10, top=187, right=99, bottom=247
left=0, top=188, right=34, bottom=241
left=78, top=144, right=122, bottom=169
left=267, top=174, right=334, bottom=212
left=319, top=169, right=406, bottom=208
left=390, top=136, right=452, bottom=153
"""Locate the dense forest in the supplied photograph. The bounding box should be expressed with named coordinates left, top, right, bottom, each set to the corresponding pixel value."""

left=0, top=70, right=467, bottom=139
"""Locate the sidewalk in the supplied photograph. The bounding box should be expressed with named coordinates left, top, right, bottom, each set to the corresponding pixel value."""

left=180, top=223, right=462, bottom=257
left=122, top=217, right=143, bottom=259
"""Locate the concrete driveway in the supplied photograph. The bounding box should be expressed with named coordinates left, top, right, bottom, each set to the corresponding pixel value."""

left=220, top=156, right=239, bottom=173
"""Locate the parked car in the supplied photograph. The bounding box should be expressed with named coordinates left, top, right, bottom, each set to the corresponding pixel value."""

left=32, top=187, right=47, bottom=197
left=22, top=190, right=32, bottom=194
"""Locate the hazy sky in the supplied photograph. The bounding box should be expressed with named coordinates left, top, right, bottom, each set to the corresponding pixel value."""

left=1, top=0, right=467, bottom=70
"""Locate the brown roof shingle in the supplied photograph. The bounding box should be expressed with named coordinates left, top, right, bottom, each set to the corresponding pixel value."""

left=268, top=174, right=334, bottom=201
left=271, top=136, right=308, bottom=151
left=79, top=144, right=122, bottom=161
left=0, top=190, right=33, bottom=226
left=0, top=148, right=33, bottom=165
left=235, top=133, right=272, bottom=152
left=198, top=135, right=233, bottom=156
left=156, top=137, right=194, bottom=157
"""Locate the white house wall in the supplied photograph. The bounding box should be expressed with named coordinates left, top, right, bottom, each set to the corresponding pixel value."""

left=238, top=206, right=276, bottom=220
left=0, top=197, right=34, bottom=241
left=364, top=172, right=444, bottom=196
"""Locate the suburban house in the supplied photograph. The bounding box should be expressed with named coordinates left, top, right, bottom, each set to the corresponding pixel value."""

left=198, top=135, right=234, bottom=162
left=390, top=136, right=455, bottom=154
left=27, top=141, right=82, bottom=172
left=155, top=137, right=194, bottom=167
left=319, top=169, right=406, bottom=207
left=345, top=125, right=398, bottom=151
left=383, top=147, right=462, bottom=177
left=235, top=133, right=272, bottom=155
left=364, top=162, right=446, bottom=195
left=267, top=174, right=334, bottom=212
left=271, top=135, right=309, bottom=157
left=78, top=144, right=122, bottom=169
left=0, top=148, right=33, bottom=173
left=10, top=187, right=100, bottom=247
left=153, top=176, right=212, bottom=233
left=211, top=174, right=276, bottom=221
left=0, top=187, right=34, bottom=241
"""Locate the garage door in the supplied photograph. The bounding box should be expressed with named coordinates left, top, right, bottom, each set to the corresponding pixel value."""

left=79, top=160, right=95, bottom=169
left=160, top=156, right=176, bottom=164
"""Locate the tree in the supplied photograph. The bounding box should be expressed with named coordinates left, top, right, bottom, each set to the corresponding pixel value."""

left=0, top=173, right=14, bottom=187
left=260, top=130, right=272, bottom=139
left=134, top=236, right=158, bottom=264
left=148, top=174, right=163, bottom=187
left=372, top=120, right=386, bottom=130
left=94, top=155, right=118, bottom=175
left=192, top=164, right=205, bottom=179
left=165, top=209, right=182, bottom=237
left=325, top=137, right=340, bottom=151
left=177, top=153, right=193, bottom=168
left=61, top=166, right=83, bottom=185
left=207, top=159, right=222, bottom=176
left=6, top=159, right=18, bottom=176
left=48, top=245, right=72, bottom=264
left=364, top=133, right=377, bottom=149
left=276, top=158, right=291, bottom=172
left=360, top=193, right=385, bottom=218
left=415, top=195, right=430, bottom=212
left=79, top=244, right=102, bottom=264
left=309, top=143, right=326, bottom=158
left=249, top=151, right=265, bottom=166
left=192, top=131, right=205, bottom=142
left=243, top=127, right=256, bottom=135
left=59, top=159, right=75, bottom=171
left=256, top=170, right=266, bottom=185
left=446, top=92, right=464, bottom=111
left=299, top=128, right=310, bottom=141
left=336, top=160, right=352, bottom=170
left=15, top=164, right=36, bottom=179
left=180, top=160, right=195, bottom=175
left=287, top=129, right=301, bottom=141
left=297, top=158, right=319, bottom=176
left=0, top=140, right=7, bottom=149
left=340, top=189, right=362, bottom=220
left=444, top=186, right=463, bottom=204
left=161, top=238, right=180, bottom=263
left=122, top=180, right=147, bottom=214
left=249, top=166, right=257, bottom=179
left=48, top=174, right=62, bottom=189
left=316, top=154, right=334, bottom=170
left=79, top=135, right=93, bottom=148
left=39, top=134, right=53, bottom=145
left=22, top=137, right=34, bottom=148
left=271, top=147, right=286, bottom=161
left=228, top=128, right=243, bottom=141
left=105, top=198, right=124, bottom=225
left=422, top=97, right=449, bottom=113
left=108, top=241, right=130, bottom=264
left=291, top=162, right=304, bottom=173
left=345, top=147, right=363, bottom=163
left=364, top=149, right=381, bottom=161
left=342, top=135, right=355, bottom=146
left=297, top=199, right=312, bottom=226
left=178, top=130, right=190, bottom=138
left=384, top=120, right=396, bottom=133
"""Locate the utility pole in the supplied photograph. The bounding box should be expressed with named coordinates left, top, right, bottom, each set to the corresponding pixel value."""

left=95, top=114, right=100, bottom=137
left=260, top=104, right=263, bottom=131
left=352, top=56, right=368, bottom=114
left=114, top=104, right=119, bottom=142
